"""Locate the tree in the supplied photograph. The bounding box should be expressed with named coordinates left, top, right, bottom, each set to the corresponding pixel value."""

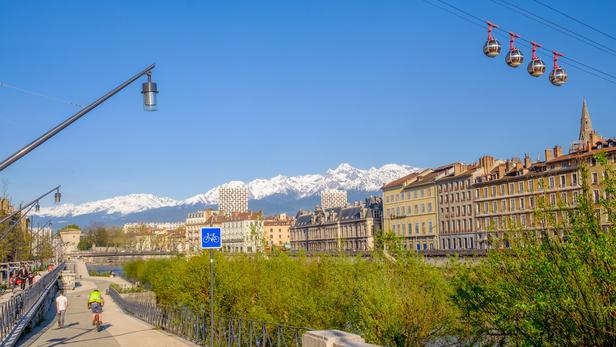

left=453, top=156, right=616, bottom=345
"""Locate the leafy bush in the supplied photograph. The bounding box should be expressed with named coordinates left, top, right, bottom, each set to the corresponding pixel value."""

left=453, top=159, right=616, bottom=346
left=124, top=252, right=459, bottom=345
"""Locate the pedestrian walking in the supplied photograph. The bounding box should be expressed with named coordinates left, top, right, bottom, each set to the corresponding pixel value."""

left=55, top=291, right=68, bottom=328
left=17, top=266, right=29, bottom=290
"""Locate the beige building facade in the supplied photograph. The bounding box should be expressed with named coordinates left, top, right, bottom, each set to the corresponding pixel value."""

left=290, top=197, right=382, bottom=252
left=263, top=214, right=293, bottom=250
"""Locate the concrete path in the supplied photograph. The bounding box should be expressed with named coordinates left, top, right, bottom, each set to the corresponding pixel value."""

left=21, top=261, right=194, bottom=347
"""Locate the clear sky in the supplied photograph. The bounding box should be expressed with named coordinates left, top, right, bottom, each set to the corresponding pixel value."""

left=1, top=0, right=615, bottom=206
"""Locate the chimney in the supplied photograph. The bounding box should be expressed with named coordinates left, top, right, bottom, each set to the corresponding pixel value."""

left=553, top=145, right=563, bottom=158
left=544, top=148, right=553, bottom=162
left=479, top=155, right=495, bottom=173
left=497, top=164, right=506, bottom=178
left=524, top=154, right=531, bottom=168
left=505, top=160, right=512, bottom=172
left=453, top=163, right=465, bottom=175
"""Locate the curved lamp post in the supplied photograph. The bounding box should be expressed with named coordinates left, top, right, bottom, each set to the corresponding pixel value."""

left=0, top=64, right=158, bottom=172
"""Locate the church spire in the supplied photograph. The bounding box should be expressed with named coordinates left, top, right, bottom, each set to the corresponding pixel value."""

left=579, top=98, right=593, bottom=142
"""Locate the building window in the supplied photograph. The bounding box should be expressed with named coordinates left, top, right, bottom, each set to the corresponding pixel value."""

left=550, top=193, right=557, bottom=206
left=414, top=205, right=418, bottom=214
left=429, top=221, right=433, bottom=233
left=594, top=190, right=601, bottom=203
left=483, top=202, right=488, bottom=213
left=414, top=191, right=418, bottom=199
left=396, top=207, right=400, bottom=216
left=483, top=187, right=488, bottom=198
left=572, top=173, right=578, bottom=186
left=492, top=201, right=497, bottom=213
left=415, top=223, right=419, bottom=234
left=510, top=198, right=515, bottom=211
left=427, top=203, right=432, bottom=212
left=520, top=198, right=525, bottom=210
left=491, top=186, right=496, bottom=197
left=549, top=177, right=555, bottom=189
left=518, top=181, right=524, bottom=193
left=561, top=192, right=567, bottom=204
left=530, top=197, right=535, bottom=208
left=499, top=184, right=505, bottom=195
left=592, top=172, right=599, bottom=184
left=560, top=175, right=566, bottom=187
left=528, top=180, right=534, bottom=192
left=509, top=183, right=515, bottom=194
left=421, top=204, right=425, bottom=213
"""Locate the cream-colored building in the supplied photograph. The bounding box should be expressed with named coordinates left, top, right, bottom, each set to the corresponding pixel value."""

left=59, top=228, right=81, bottom=254
left=263, top=214, right=293, bottom=250
left=185, top=209, right=220, bottom=252
left=221, top=212, right=263, bottom=253
left=436, top=156, right=501, bottom=250
left=472, top=100, right=614, bottom=248
left=383, top=166, right=451, bottom=251
left=290, top=197, right=382, bottom=252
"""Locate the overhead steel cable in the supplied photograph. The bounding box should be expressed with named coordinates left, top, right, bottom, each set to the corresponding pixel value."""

left=0, top=81, right=83, bottom=108
left=489, top=0, right=616, bottom=58
left=427, top=0, right=616, bottom=85
left=532, top=0, right=616, bottom=43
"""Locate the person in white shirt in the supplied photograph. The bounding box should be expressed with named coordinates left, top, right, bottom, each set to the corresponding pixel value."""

left=55, top=291, right=68, bottom=328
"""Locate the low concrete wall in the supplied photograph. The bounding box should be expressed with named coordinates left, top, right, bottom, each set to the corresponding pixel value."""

left=302, top=330, right=380, bottom=347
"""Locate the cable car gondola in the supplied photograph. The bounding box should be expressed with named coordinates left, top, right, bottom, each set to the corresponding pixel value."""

left=549, top=51, right=568, bottom=86
left=505, top=32, right=524, bottom=67
left=527, top=41, right=546, bottom=77
left=483, top=21, right=501, bottom=58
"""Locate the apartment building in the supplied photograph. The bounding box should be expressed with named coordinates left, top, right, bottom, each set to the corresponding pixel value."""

left=436, top=156, right=501, bottom=250
left=382, top=165, right=454, bottom=251
left=221, top=211, right=263, bottom=253
left=473, top=100, right=614, bottom=248
left=320, top=189, right=348, bottom=209
left=290, top=197, right=382, bottom=252
left=185, top=208, right=220, bottom=252
left=219, top=184, right=249, bottom=214
left=263, top=213, right=293, bottom=250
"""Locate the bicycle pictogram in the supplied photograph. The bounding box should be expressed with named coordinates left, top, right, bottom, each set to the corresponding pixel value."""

left=203, top=233, right=219, bottom=244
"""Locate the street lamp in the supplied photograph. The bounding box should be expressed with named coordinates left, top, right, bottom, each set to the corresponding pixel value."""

left=142, top=72, right=158, bottom=111
left=0, top=64, right=158, bottom=172
left=0, top=185, right=61, bottom=225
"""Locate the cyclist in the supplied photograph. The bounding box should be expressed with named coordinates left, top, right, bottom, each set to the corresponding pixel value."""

left=87, top=289, right=105, bottom=326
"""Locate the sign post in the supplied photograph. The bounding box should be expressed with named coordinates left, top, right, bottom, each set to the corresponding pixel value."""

left=201, top=227, right=222, bottom=347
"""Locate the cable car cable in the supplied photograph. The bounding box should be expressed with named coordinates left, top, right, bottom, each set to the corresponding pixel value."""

left=428, top=0, right=616, bottom=85
left=0, top=81, right=83, bottom=108
left=532, top=0, right=616, bottom=43
left=489, top=0, right=616, bottom=58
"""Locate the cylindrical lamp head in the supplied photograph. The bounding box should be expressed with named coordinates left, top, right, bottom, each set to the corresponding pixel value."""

left=142, top=81, right=158, bottom=111
left=54, top=191, right=62, bottom=204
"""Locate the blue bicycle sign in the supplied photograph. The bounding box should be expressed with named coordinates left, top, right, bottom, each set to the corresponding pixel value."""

left=201, top=227, right=222, bottom=249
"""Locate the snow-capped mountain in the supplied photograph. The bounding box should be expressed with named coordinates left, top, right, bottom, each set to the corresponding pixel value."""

left=35, top=163, right=418, bottom=221
left=182, top=163, right=416, bottom=205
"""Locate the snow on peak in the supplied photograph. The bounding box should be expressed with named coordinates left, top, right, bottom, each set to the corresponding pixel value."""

left=37, top=163, right=419, bottom=218
left=36, top=193, right=180, bottom=218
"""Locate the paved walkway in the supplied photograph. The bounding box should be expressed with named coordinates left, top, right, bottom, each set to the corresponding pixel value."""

left=21, top=261, right=194, bottom=347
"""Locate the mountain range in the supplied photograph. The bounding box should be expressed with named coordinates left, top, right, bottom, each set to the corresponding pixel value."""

left=35, top=163, right=418, bottom=228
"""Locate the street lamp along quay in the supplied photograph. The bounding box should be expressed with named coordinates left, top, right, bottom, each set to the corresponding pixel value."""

left=0, top=64, right=158, bottom=172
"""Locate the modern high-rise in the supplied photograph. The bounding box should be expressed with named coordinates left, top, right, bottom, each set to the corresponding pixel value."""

left=219, top=184, right=249, bottom=214
left=320, top=189, right=347, bottom=209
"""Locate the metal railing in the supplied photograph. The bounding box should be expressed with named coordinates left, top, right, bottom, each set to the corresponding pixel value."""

left=109, top=287, right=308, bottom=347
left=0, top=263, right=65, bottom=346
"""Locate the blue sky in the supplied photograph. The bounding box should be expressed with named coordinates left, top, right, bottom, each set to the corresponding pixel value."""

left=1, top=0, right=615, bottom=205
